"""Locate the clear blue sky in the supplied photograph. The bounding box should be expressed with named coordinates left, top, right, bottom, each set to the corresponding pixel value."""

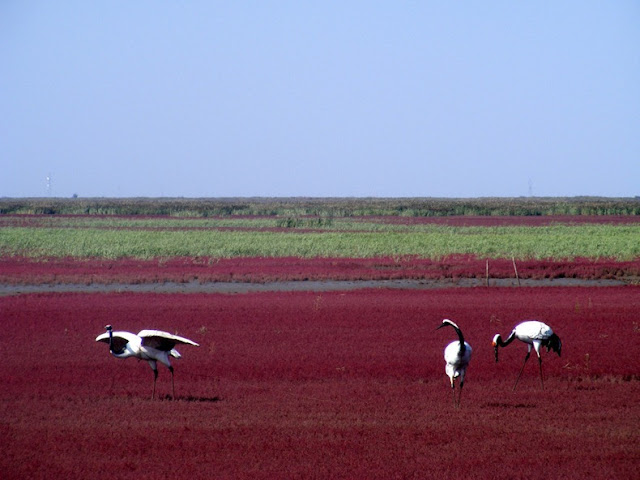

left=2, top=2, right=639, bottom=198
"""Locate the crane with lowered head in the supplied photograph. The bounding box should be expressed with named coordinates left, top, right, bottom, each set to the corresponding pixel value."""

left=492, top=320, right=561, bottom=390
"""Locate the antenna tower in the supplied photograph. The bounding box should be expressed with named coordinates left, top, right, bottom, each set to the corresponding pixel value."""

left=46, top=173, right=52, bottom=196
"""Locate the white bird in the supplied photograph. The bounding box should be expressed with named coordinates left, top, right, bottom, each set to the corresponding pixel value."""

left=492, top=320, right=562, bottom=391
left=96, top=325, right=199, bottom=399
left=436, top=319, right=472, bottom=408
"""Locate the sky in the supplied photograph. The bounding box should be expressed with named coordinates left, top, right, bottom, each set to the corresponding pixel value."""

left=1, top=1, right=639, bottom=198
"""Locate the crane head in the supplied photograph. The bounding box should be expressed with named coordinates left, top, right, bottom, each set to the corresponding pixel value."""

left=436, top=319, right=458, bottom=331
left=104, top=325, right=113, bottom=332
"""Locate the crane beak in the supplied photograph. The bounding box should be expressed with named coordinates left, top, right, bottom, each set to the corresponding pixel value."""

left=492, top=342, right=499, bottom=362
left=435, top=324, right=446, bottom=331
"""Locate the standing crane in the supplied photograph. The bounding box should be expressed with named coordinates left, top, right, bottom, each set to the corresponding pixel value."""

left=436, top=319, right=472, bottom=408
left=492, top=320, right=562, bottom=390
left=96, top=325, right=199, bottom=399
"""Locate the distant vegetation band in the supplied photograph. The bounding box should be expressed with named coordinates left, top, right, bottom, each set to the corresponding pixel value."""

left=1, top=197, right=639, bottom=217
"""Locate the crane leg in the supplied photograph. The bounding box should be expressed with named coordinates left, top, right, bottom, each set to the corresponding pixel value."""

left=513, top=351, right=531, bottom=391
left=152, top=369, right=158, bottom=400
left=457, top=381, right=464, bottom=409
left=450, top=378, right=456, bottom=407
left=538, top=356, right=544, bottom=390
left=169, top=366, right=175, bottom=400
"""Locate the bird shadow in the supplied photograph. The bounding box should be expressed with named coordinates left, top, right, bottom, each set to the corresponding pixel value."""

left=168, top=395, right=222, bottom=403
left=105, top=393, right=221, bottom=403
left=482, top=401, right=537, bottom=409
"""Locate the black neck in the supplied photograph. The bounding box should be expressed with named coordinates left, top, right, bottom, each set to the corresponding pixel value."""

left=496, top=330, right=516, bottom=348
left=453, top=325, right=466, bottom=354
left=107, top=329, right=123, bottom=354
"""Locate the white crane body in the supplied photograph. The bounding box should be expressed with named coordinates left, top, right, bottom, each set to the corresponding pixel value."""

left=444, top=340, right=472, bottom=385
left=512, top=320, right=554, bottom=353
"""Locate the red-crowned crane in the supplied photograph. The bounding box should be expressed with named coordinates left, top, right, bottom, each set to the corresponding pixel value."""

left=96, top=325, right=199, bottom=399
left=436, top=319, right=472, bottom=408
left=492, top=320, right=562, bottom=391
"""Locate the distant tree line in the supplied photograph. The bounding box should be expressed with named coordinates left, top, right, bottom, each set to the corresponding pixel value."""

left=0, top=197, right=638, bottom=217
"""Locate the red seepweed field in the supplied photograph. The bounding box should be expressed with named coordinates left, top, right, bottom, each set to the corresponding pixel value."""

left=2, top=255, right=640, bottom=286
left=1, top=286, right=639, bottom=479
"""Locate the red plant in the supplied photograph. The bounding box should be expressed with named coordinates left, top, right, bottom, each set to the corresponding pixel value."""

left=1, top=287, right=638, bottom=479
left=2, top=255, right=640, bottom=286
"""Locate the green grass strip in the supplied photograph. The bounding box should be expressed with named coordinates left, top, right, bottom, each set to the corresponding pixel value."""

left=1, top=225, right=638, bottom=260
